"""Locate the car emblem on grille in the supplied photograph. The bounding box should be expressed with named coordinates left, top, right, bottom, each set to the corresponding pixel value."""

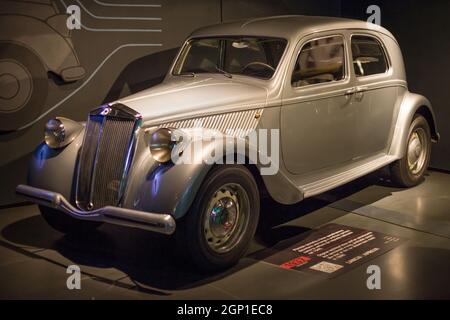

left=100, top=107, right=111, bottom=116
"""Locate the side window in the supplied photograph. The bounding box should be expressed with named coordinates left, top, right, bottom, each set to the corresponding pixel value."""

left=351, top=35, right=388, bottom=77
left=291, top=36, right=345, bottom=88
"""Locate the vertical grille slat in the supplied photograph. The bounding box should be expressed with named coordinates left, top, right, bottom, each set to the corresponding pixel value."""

left=76, top=104, right=140, bottom=211
left=77, top=117, right=101, bottom=206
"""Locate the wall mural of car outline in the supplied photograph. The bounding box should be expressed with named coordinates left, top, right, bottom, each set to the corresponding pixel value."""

left=0, top=0, right=86, bottom=132
left=0, top=0, right=166, bottom=134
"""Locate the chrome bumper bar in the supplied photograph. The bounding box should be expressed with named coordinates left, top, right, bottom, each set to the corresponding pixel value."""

left=16, top=184, right=176, bottom=235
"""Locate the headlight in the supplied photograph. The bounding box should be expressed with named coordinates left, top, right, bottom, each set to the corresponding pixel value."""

left=44, top=117, right=82, bottom=149
left=149, top=128, right=181, bottom=163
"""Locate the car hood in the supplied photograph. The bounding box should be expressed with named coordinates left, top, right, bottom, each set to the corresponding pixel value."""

left=116, top=75, right=268, bottom=125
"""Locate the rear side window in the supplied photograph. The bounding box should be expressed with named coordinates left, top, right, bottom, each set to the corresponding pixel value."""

left=291, top=35, right=345, bottom=87
left=351, top=35, right=388, bottom=77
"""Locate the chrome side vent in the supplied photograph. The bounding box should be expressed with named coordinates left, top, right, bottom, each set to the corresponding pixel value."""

left=76, top=104, right=141, bottom=211
left=158, top=108, right=263, bottom=138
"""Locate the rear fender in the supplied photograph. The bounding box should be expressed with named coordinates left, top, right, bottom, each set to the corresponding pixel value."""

left=388, top=92, right=440, bottom=158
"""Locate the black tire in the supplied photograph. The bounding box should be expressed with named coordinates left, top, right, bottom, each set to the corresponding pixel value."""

left=177, top=165, right=260, bottom=271
left=390, top=115, right=431, bottom=187
left=39, top=205, right=102, bottom=236
left=0, top=43, right=48, bottom=132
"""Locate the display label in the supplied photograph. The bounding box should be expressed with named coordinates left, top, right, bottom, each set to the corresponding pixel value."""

left=256, top=224, right=404, bottom=278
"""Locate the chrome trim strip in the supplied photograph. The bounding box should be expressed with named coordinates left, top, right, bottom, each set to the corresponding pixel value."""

left=118, top=118, right=142, bottom=204
left=88, top=115, right=105, bottom=209
left=16, top=184, right=175, bottom=235
left=283, top=79, right=407, bottom=105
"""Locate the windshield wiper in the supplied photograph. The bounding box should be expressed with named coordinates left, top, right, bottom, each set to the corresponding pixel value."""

left=215, top=66, right=232, bottom=78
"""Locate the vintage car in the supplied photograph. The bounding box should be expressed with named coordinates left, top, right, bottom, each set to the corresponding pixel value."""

left=16, top=15, right=439, bottom=270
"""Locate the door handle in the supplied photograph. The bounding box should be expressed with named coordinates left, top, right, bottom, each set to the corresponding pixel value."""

left=355, top=86, right=368, bottom=101
left=345, top=86, right=368, bottom=99
left=356, top=86, right=368, bottom=93
left=345, top=86, right=367, bottom=95
left=345, top=87, right=356, bottom=96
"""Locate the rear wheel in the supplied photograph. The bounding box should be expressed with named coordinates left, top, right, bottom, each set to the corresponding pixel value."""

left=177, top=165, right=260, bottom=271
left=39, top=206, right=102, bottom=236
left=390, top=115, right=431, bottom=187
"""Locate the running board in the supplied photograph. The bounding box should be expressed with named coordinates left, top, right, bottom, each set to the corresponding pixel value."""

left=299, top=155, right=397, bottom=198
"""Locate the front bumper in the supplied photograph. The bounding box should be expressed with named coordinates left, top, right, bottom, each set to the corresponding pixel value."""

left=16, top=185, right=176, bottom=235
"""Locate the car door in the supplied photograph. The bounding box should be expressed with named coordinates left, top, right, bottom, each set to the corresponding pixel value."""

left=281, top=32, right=357, bottom=176
left=349, top=33, right=398, bottom=158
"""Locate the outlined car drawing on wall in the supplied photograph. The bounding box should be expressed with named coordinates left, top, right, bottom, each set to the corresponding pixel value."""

left=0, top=0, right=85, bottom=131
left=16, top=16, right=439, bottom=271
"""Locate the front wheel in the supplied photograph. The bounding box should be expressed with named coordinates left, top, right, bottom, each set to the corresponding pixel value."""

left=177, top=165, right=260, bottom=271
left=390, top=115, right=431, bottom=187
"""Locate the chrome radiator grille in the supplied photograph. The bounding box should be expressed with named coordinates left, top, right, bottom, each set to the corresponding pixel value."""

left=76, top=104, right=141, bottom=211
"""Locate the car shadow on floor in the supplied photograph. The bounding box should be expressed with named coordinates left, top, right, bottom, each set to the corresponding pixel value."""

left=256, top=169, right=405, bottom=245
left=0, top=170, right=402, bottom=292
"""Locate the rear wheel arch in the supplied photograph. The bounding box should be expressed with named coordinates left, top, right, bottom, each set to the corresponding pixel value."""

left=388, top=92, right=439, bottom=159
left=415, top=105, right=439, bottom=142
left=390, top=114, right=431, bottom=187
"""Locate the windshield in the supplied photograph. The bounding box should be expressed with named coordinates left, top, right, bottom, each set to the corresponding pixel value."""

left=173, top=37, right=288, bottom=79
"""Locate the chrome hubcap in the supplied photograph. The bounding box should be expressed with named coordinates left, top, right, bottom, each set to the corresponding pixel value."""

left=203, top=183, right=250, bottom=253
left=407, top=128, right=427, bottom=175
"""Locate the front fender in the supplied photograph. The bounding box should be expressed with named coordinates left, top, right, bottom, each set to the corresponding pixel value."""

left=124, top=160, right=210, bottom=219
left=388, top=91, right=440, bottom=158
left=27, top=128, right=84, bottom=201
left=124, top=131, right=272, bottom=219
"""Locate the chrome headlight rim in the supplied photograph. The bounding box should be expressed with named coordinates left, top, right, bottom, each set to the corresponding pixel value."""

left=149, top=127, right=183, bottom=163
left=44, top=117, right=82, bottom=149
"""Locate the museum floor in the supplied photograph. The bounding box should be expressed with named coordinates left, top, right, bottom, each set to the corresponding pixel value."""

left=0, top=169, right=449, bottom=299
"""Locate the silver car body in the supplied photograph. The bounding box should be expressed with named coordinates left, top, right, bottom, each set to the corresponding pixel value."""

left=17, top=16, right=439, bottom=235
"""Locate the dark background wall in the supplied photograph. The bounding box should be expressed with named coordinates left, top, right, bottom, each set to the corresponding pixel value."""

left=0, top=0, right=448, bottom=206
left=341, top=0, right=450, bottom=174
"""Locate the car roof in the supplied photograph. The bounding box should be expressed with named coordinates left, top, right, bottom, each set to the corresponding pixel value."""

left=190, top=15, right=396, bottom=43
